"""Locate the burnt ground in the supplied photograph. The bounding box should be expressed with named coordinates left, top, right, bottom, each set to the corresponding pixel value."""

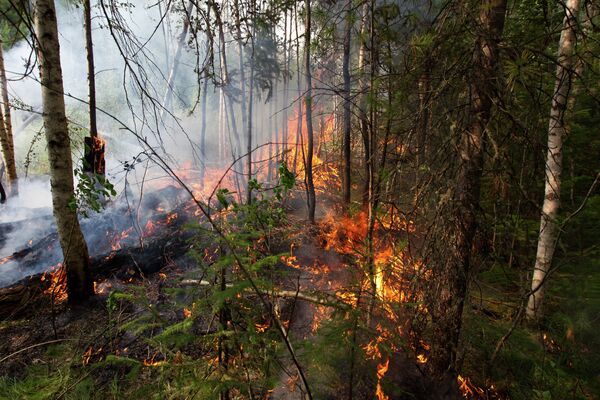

left=0, top=192, right=448, bottom=399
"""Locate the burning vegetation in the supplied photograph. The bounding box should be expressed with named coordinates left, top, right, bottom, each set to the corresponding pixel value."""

left=0, top=0, right=599, bottom=399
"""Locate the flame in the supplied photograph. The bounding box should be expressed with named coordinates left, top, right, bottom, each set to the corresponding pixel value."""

left=456, top=375, right=485, bottom=399
left=375, top=359, right=390, bottom=400
left=40, top=263, right=68, bottom=302
left=94, top=281, right=112, bottom=295
left=165, top=212, right=178, bottom=224
left=82, top=346, right=93, bottom=366
left=0, top=254, right=16, bottom=265
left=110, top=227, right=132, bottom=251
left=285, top=108, right=340, bottom=191
left=144, top=220, right=156, bottom=237
left=311, top=305, right=329, bottom=333
left=254, top=322, right=270, bottom=333
left=143, top=353, right=166, bottom=367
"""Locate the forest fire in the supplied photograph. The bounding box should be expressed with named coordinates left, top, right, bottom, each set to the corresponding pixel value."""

left=110, top=227, right=132, bottom=251
left=0, top=0, right=593, bottom=397
left=40, top=263, right=67, bottom=302
left=285, top=109, right=340, bottom=191
left=457, top=375, right=486, bottom=398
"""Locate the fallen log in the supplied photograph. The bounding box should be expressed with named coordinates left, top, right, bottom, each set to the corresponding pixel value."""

left=0, top=198, right=198, bottom=318
left=0, top=232, right=193, bottom=319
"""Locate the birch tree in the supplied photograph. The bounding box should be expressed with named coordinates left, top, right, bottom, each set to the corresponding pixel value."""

left=0, top=39, right=18, bottom=196
left=526, top=0, right=581, bottom=320
left=34, top=0, right=93, bottom=303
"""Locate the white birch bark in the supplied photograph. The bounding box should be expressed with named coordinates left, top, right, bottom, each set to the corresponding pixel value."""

left=0, top=40, right=18, bottom=195
left=527, top=0, right=581, bottom=320
left=34, top=0, right=93, bottom=302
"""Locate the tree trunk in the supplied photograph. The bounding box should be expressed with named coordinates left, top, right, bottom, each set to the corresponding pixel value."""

left=341, top=0, right=352, bottom=206
left=0, top=39, right=18, bottom=196
left=357, top=1, right=370, bottom=207
left=292, top=2, right=303, bottom=176
left=304, top=0, right=316, bottom=223
left=428, top=0, right=507, bottom=380
left=161, top=1, right=193, bottom=114
left=526, top=0, right=581, bottom=320
left=200, top=68, right=208, bottom=184
left=246, top=22, right=255, bottom=205
left=281, top=10, right=289, bottom=168
left=233, top=0, right=248, bottom=139
left=83, top=0, right=97, bottom=139
left=34, top=0, right=93, bottom=304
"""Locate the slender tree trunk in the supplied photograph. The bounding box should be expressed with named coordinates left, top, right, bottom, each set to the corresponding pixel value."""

left=246, top=23, right=255, bottom=205
left=357, top=1, right=370, bottom=207
left=233, top=0, right=248, bottom=138
left=82, top=0, right=106, bottom=184
left=0, top=40, right=18, bottom=196
left=280, top=10, right=289, bottom=168
left=341, top=0, right=352, bottom=206
left=200, top=69, right=208, bottom=184
left=200, top=2, right=213, bottom=180
left=428, top=0, right=507, bottom=381
left=292, top=2, right=303, bottom=175
left=304, top=0, right=316, bottom=223
left=416, top=68, right=430, bottom=172
left=34, top=0, right=93, bottom=303
left=162, top=1, right=193, bottom=114
left=83, top=0, right=97, bottom=138
left=526, top=0, right=581, bottom=320
left=218, top=87, right=225, bottom=160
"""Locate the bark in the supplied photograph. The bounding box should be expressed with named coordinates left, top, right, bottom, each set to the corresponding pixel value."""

left=233, top=0, right=248, bottom=138
left=281, top=10, right=289, bottom=168
left=428, top=0, right=507, bottom=380
left=83, top=0, right=97, bottom=139
left=200, top=1, right=212, bottom=184
left=210, top=0, right=242, bottom=179
left=246, top=26, right=255, bottom=205
left=34, top=0, right=93, bottom=303
left=526, top=0, right=581, bottom=320
left=304, top=0, right=316, bottom=223
left=357, top=0, right=370, bottom=207
left=161, top=1, right=193, bottom=114
left=341, top=0, right=352, bottom=205
left=292, top=2, right=303, bottom=175
left=200, top=68, right=208, bottom=184
left=0, top=40, right=18, bottom=196
left=416, top=69, right=431, bottom=171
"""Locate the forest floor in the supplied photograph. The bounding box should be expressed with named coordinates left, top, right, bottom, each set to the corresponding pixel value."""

left=0, top=192, right=369, bottom=399
left=1, top=191, right=599, bottom=399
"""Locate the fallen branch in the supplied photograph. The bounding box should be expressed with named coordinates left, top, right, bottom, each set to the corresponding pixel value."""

left=179, top=279, right=349, bottom=309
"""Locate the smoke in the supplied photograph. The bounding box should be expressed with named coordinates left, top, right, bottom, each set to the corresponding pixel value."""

left=0, top=0, right=297, bottom=287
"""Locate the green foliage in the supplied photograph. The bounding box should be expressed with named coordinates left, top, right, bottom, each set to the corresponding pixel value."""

left=464, top=256, right=600, bottom=399
left=70, top=164, right=116, bottom=217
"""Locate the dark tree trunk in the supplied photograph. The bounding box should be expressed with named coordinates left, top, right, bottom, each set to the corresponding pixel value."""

left=428, top=0, right=507, bottom=382
left=341, top=0, right=352, bottom=206
left=83, top=0, right=97, bottom=139
left=304, top=0, right=316, bottom=223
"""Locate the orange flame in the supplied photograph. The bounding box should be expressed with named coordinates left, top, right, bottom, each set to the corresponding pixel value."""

left=375, top=359, right=390, bottom=400
left=40, top=263, right=68, bottom=302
